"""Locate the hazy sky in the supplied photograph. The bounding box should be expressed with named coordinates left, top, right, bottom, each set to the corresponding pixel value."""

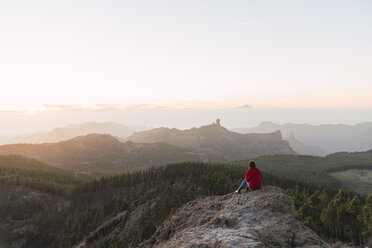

left=1, top=0, right=371, bottom=109
left=2, top=106, right=372, bottom=136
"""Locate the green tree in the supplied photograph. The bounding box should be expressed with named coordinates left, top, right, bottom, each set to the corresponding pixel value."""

left=321, top=197, right=338, bottom=241
left=346, top=195, right=363, bottom=245
left=299, top=191, right=324, bottom=233
left=362, top=195, right=372, bottom=244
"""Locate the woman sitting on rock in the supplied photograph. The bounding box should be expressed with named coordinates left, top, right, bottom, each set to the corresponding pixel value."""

left=235, top=160, right=262, bottom=194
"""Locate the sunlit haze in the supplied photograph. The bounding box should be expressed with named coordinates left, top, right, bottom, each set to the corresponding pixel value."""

left=1, top=0, right=372, bottom=134
left=1, top=0, right=372, bottom=107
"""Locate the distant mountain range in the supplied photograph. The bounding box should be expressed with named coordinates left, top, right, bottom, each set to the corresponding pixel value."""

left=233, top=121, right=372, bottom=156
left=0, top=122, right=148, bottom=145
left=236, top=104, right=253, bottom=109
left=0, top=121, right=294, bottom=174
left=4, top=120, right=372, bottom=158
left=125, top=120, right=295, bottom=162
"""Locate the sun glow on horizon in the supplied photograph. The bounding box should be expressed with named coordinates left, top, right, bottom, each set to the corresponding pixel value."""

left=0, top=104, right=49, bottom=115
left=1, top=99, right=372, bottom=116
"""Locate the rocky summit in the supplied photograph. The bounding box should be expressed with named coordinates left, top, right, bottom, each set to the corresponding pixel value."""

left=141, top=186, right=331, bottom=248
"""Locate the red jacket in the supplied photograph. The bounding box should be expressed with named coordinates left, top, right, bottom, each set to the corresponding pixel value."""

left=245, top=167, right=262, bottom=190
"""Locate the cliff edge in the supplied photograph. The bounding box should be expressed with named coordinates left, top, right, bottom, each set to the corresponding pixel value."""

left=141, top=186, right=331, bottom=248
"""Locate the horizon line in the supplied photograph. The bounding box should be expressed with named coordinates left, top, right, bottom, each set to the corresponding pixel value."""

left=1, top=103, right=372, bottom=114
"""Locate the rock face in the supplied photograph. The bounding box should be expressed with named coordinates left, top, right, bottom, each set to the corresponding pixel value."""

left=141, top=186, right=331, bottom=248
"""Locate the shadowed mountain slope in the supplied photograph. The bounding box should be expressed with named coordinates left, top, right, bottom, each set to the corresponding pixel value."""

left=0, top=134, right=202, bottom=173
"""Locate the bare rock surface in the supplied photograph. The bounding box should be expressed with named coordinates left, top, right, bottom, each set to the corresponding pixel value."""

left=141, top=186, right=331, bottom=248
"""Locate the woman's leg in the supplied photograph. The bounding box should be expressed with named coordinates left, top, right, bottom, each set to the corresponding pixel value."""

left=245, top=181, right=252, bottom=191
left=239, top=179, right=247, bottom=189
left=235, top=179, right=248, bottom=193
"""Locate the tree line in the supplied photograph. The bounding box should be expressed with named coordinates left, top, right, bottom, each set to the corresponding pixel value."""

left=288, top=186, right=372, bottom=246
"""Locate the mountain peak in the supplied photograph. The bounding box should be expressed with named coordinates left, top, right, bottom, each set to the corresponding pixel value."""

left=141, top=186, right=330, bottom=247
left=237, top=104, right=253, bottom=109
left=199, top=119, right=229, bottom=132
left=216, top=118, right=221, bottom=126
left=68, top=133, right=119, bottom=145
left=258, top=121, right=278, bottom=127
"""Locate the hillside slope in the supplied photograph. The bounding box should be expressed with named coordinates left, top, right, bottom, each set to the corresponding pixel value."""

left=0, top=154, right=80, bottom=195
left=286, top=132, right=327, bottom=156
left=0, top=134, right=202, bottom=173
left=141, top=186, right=330, bottom=248
left=0, top=155, right=82, bottom=248
left=0, top=185, right=68, bottom=248
left=126, top=120, right=295, bottom=161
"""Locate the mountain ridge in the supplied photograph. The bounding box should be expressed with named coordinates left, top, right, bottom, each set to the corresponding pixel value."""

left=0, top=133, right=202, bottom=174
left=126, top=120, right=295, bottom=162
left=0, top=121, right=295, bottom=175
left=0, top=122, right=148, bottom=145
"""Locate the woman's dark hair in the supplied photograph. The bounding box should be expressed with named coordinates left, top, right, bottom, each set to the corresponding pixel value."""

left=249, top=160, right=256, bottom=168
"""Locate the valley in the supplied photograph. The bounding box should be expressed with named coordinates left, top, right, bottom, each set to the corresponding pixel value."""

left=329, top=169, right=372, bottom=195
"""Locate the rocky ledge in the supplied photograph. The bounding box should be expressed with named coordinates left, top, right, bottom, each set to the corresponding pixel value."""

left=141, top=186, right=331, bottom=248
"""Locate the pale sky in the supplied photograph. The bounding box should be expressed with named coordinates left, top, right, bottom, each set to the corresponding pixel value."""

left=0, top=0, right=372, bottom=108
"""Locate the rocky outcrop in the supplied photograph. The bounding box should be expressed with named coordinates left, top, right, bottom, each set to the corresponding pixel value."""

left=141, top=186, right=331, bottom=248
